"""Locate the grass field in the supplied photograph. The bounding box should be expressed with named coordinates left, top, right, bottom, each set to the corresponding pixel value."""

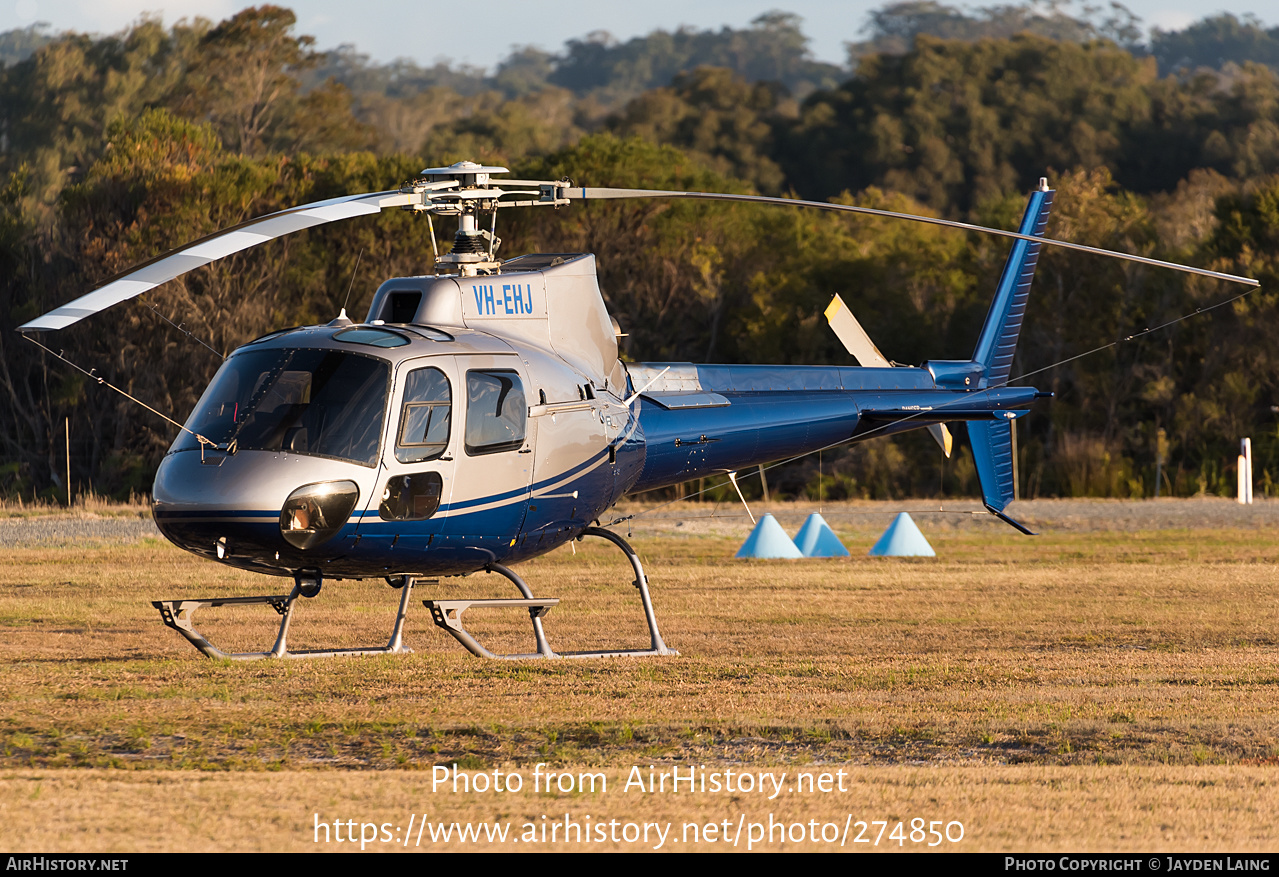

left=2, top=499, right=1277, bottom=851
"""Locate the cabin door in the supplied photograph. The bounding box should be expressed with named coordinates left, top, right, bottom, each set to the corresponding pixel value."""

left=356, top=355, right=459, bottom=556
left=435, top=354, right=533, bottom=561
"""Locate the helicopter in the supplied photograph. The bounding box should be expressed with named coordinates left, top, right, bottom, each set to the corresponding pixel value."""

left=18, top=161, right=1258, bottom=661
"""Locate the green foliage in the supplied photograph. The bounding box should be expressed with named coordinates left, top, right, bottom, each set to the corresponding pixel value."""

left=548, top=12, right=843, bottom=104
left=420, top=88, right=588, bottom=166
left=0, top=22, right=52, bottom=66
left=492, top=47, right=558, bottom=98
left=609, top=67, right=790, bottom=194
left=1152, top=14, right=1279, bottom=76
left=0, top=16, right=194, bottom=210
left=0, top=168, right=31, bottom=278
left=1, top=6, right=1278, bottom=500
left=850, top=0, right=1144, bottom=61
left=165, top=5, right=370, bottom=156
left=784, top=35, right=1165, bottom=211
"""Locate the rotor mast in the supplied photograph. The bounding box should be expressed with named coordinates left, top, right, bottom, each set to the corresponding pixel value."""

left=402, top=160, right=578, bottom=277
left=414, top=161, right=507, bottom=276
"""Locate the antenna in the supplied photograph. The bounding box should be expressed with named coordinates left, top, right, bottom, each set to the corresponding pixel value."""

left=341, top=248, right=365, bottom=313
left=327, top=248, right=364, bottom=327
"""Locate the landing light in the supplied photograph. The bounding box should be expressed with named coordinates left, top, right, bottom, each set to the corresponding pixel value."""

left=279, top=481, right=360, bottom=550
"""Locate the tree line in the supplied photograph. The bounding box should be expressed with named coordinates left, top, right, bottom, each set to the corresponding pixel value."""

left=0, top=4, right=1277, bottom=503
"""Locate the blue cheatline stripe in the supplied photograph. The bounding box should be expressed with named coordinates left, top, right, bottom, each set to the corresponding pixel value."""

left=153, top=509, right=277, bottom=520
left=442, top=446, right=610, bottom=512
left=157, top=450, right=614, bottom=526
left=159, top=496, right=534, bottom=529
left=155, top=445, right=617, bottom=523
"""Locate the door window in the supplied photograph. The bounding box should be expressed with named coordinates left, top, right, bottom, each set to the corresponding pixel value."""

left=396, top=367, right=451, bottom=463
left=465, top=369, right=526, bottom=455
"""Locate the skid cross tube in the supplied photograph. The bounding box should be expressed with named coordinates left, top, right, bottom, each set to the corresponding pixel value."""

left=424, top=597, right=561, bottom=659
left=423, top=563, right=558, bottom=659
left=422, top=529, right=677, bottom=659
left=153, top=576, right=417, bottom=660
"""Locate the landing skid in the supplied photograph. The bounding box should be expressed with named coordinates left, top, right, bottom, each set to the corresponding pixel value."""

left=152, top=574, right=418, bottom=660
left=423, top=527, right=677, bottom=659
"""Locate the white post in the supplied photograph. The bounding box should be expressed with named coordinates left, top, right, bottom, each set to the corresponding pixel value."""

left=1243, top=438, right=1254, bottom=504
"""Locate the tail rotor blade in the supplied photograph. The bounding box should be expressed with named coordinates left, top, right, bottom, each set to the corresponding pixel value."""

left=824, top=294, right=890, bottom=368
left=928, top=423, right=954, bottom=458
left=825, top=293, right=954, bottom=458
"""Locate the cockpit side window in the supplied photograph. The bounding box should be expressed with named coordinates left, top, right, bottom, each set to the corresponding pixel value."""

left=464, top=369, right=526, bottom=456
left=396, top=367, right=451, bottom=464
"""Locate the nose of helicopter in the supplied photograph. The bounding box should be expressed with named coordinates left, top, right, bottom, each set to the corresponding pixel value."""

left=151, top=449, right=376, bottom=572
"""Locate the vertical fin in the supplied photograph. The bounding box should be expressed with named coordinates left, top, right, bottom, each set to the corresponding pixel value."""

left=968, top=419, right=1035, bottom=535
left=972, top=183, right=1054, bottom=388
left=965, top=181, right=1050, bottom=535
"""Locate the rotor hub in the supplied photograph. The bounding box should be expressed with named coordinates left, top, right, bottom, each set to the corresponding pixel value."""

left=411, top=162, right=517, bottom=275
left=420, top=160, right=509, bottom=189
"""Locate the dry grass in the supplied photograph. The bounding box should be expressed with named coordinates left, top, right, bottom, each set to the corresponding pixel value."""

left=2, top=499, right=1278, bottom=850
left=0, top=491, right=150, bottom=518
left=3, top=765, right=1275, bottom=851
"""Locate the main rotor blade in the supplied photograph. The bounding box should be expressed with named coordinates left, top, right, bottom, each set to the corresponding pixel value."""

left=18, top=188, right=435, bottom=332
left=566, top=187, right=1260, bottom=288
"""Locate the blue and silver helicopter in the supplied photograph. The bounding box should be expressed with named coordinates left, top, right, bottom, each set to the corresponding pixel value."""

left=18, top=162, right=1257, bottom=660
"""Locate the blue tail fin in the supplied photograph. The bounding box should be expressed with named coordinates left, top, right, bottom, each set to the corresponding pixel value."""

left=969, top=417, right=1034, bottom=534
left=972, top=183, right=1054, bottom=388
left=968, top=182, right=1053, bottom=535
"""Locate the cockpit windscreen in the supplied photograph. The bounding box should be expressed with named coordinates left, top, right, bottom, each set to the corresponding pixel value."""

left=174, top=349, right=389, bottom=466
